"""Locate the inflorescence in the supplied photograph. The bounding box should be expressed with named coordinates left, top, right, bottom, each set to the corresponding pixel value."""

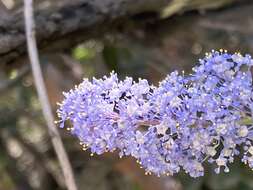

left=57, top=50, right=253, bottom=177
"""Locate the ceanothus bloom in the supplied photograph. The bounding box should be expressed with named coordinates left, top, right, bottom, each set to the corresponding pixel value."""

left=57, top=50, right=253, bottom=178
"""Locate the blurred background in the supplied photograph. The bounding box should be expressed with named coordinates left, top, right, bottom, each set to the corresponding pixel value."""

left=1, top=0, right=253, bottom=189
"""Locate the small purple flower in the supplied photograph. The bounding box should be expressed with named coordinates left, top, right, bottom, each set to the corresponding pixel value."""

left=57, top=51, right=253, bottom=178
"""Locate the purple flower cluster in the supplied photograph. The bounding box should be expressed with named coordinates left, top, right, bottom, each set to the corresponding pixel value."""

left=57, top=51, right=253, bottom=177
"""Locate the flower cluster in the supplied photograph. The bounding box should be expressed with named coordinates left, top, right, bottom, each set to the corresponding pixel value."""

left=57, top=50, right=253, bottom=177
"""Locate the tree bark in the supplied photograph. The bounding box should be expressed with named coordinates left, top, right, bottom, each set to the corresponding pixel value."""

left=0, top=0, right=246, bottom=66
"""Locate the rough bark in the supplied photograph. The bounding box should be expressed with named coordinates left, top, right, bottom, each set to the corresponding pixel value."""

left=0, top=0, right=243, bottom=67
left=1, top=0, right=171, bottom=66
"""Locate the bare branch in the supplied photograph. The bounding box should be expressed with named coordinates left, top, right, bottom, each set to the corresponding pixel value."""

left=24, top=1, right=78, bottom=190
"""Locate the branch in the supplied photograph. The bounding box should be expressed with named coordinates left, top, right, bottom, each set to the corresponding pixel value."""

left=24, top=1, right=78, bottom=190
left=1, top=0, right=171, bottom=66
left=1, top=0, right=243, bottom=66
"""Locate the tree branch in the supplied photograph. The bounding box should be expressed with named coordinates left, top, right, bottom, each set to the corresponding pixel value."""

left=1, top=0, right=171, bottom=66
left=1, top=0, right=245, bottom=66
left=24, top=1, right=78, bottom=190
